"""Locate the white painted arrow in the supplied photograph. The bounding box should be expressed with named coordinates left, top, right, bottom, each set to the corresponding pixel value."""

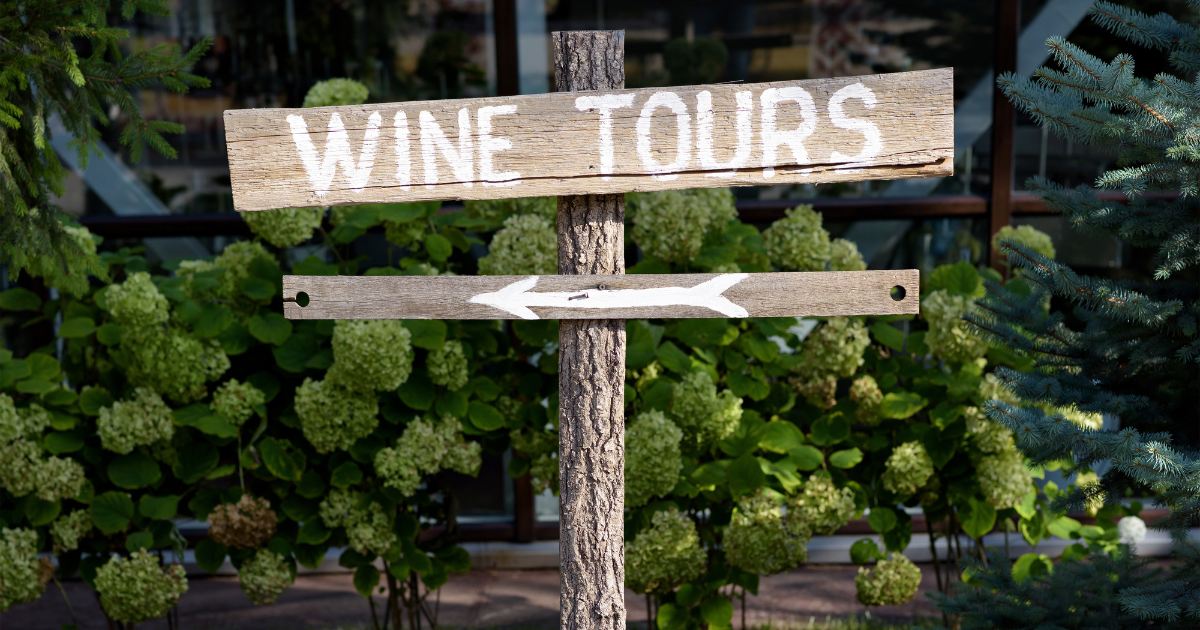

left=468, top=274, right=751, bottom=320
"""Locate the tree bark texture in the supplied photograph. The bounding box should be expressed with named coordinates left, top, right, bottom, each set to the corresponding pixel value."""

left=554, top=30, right=627, bottom=630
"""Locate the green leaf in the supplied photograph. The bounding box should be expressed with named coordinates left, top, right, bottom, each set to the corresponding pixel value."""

left=16, top=379, right=55, bottom=394
left=926, top=261, right=983, bottom=298
left=349, top=436, right=386, bottom=465
left=1015, top=491, right=1037, bottom=520
left=0, top=359, right=31, bottom=387
left=193, top=414, right=239, bottom=438
left=789, top=445, right=823, bottom=471
left=96, top=323, right=123, bottom=345
left=126, top=531, right=155, bottom=553
left=869, top=322, right=905, bottom=351
left=43, top=387, right=77, bottom=407
left=107, top=452, right=162, bottom=489
left=882, top=511, right=912, bottom=552
left=675, top=319, right=731, bottom=348
left=436, top=546, right=471, bottom=573
left=259, top=438, right=303, bottom=482
left=282, top=495, right=321, bottom=522
left=1012, top=553, right=1053, bottom=583
left=466, top=376, right=501, bottom=401
left=850, top=538, right=885, bottom=564
left=353, top=564, right=382, bottom=598
left=195, top=539, right=228, bottom=573
left=206, top=464, right=237, bottom=480
left=26, top=353, right=61, bottom=381
left=655, top=341, right=692, bottom=374
left=26, top=498, right=61, bottom=526
left=810, top=413, right=850, bottom=446
left=402, top=320, right=447, bottom=350
left=743, top=334, right=779, bottom=363
left=512, top=319, right=556, bottom=345
left=380, top=203, right=426, bottom=223
left=468, top=402, right=506, bottom=431
left=190, top=303, right=234, bottom=338
left=727, top=454, right=766, bottom=498
left=929, top=402, right=966, bottom=428
left=424, top=233, right=453, bottom=261
left=91, top=492, right=134, bottom=534
left=1047, top=516, right=1082, bottom=539
left=330, top=461, right=364, bottom=488
left=879, top=392, right=927, bottom=420
left=435, top=390, right=469, bottom=419
left=273, top=334, right=320, bottom=372
left=44, top=430, right=85, bottom=454
left=829, top=447, right=863, bottom=469
left=758, top=421, right=804, bottom=454
left=292, top=256, right=339, bottom=276
left=241, top=276, right=276, bottom=301
left=249, top=313, right=293, bottom=345
left=676, top=583, right=703, bottom=608
left=727, top=371, right=770, bottom=401
left=420, top=557, right=449, bottom=590
left=297, top=520, right=332, bottom=545
left=0, top=288, right=41, bottom=311
left=58, top=317, right=97, bottom=338
left=868, top=507, right=898, bottom=533
left=700, top=595, right=734, bottom=627
left=657, top=603, right=689, bottom=630
left=691, top=461, right=728, bottom=486
left=218, top=322, right=254, bottom=355
left=173, top=443, right=219, bottom=483
left=1060, top=542, right=1088, bottom=561
left=295, top=543, right=330, bottom=569
left=398, top=369, right=435, bottom=410
left=138, top=495, right=180, bottom=520
left=959, top=498, right=997, bottom=538
left=172, top=403, right=210, bottom=427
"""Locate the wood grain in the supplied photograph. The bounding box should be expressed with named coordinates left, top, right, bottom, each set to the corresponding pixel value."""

left=225, top=69, right=952, bottom=211
left=280, top=270, right=919, bottom=320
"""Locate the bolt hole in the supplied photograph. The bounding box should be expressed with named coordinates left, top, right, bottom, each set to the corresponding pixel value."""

left=890, top=285, right=906, bottom=302
left=296, top=292, right=310, bottom=307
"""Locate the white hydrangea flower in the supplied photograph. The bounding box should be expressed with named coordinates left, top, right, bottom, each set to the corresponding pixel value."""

left=478, top=213, right=558, bottom=276
left=992, top=224, right=1056, bottom=260
left=243, top=208, right=324, bottom=248
left=882, top=441, right=935, bottom=496
left=978, top=447, right=1031, bottom=509
left=326, top=319, right=414, bottom=392
left=294, top=378, right=379, bottom=453
left=625, top=508, right=706, bottom=594
left=829, top=238, right=867, bottom=271
left=625, top=410, right=684, bottom=508
left=104, top=271, right=169, bottom=328
left=630, top=188, right=737, bottom=264
left=1117, top=515, right=1147, bottom=545
left=855, top=553, right=921, bottom=607
left=97, top=388, right=174, bottom=454
left=965, top=406, right=1013, bottom=453
left=849, top=375, right=883, bottom=426
left=790, top=474, right=857, bottom=536
left=921, top=290, right=988, bottom=365
left=724, top=492, right=810, bottom=576
left=762, top=205, right=831, bottom=271
left=669, top=371, right=742, bottom=445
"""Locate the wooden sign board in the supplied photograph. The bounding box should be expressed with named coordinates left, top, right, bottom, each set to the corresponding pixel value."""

left=225, top=69, right=952, bottom=211
left=281, top=270, right=918, bottom=320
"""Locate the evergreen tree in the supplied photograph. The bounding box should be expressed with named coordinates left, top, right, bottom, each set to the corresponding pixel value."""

left=934, top=1, right=1200, bottom=627
left=0, top=1, right=210, bottom=295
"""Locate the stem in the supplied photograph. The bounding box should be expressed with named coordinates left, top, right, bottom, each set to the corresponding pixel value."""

left=646, top=593, right=653, bottom=629
left=927, top=527, right=944, bottom=594
left=237, top=432, right=244, bottom=491
left=740, top=585, right=746, bottom=630
left=53, top=577, right=79, bottom=628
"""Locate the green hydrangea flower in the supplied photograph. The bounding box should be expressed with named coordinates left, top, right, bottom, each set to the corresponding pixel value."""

left=921, top=290, right=988, bottom=365
left=103, top=271, right=169, bottom=328
left=669, top=371, right=742, bottom=445
left=724, top=492, right=810, bottom=575
left=0, top=439, right=85, bottom=502
left=992, top=224, right=1056, bottom=260
left=793, top=317, right=870, bottom=408
left=238, top=549, right=294, bottom=606
left=882, top=441, right=935, bottom=496
left=0, top=528, right=48, bottom=611
left=345, top=501, right=394, bottom=555
left=428, top=340, right=469, bottom=391
left=625, top=410, right=683, bottom=508
left=98, top=387, right=174, bottom=454
left=0, top=397, right=50, bottom=444
left=121, top=326, right=230, bottom=402
left=375, top=415, right=481, bottom=497
left=303, top=78, right=369, bottom=108
left=326, top=320, right=414, bottom=392
left=50, top=509, right=92, bottom=553
left=978, top=447, right=1031, bottom=509
left=829, top=238, right=867, bottom=271
left=849, top=375, right=883, bottom=426
left=318, top=488, right=358, bottom=528
left=94, top=551, right=188, bottom=623
left=243, top=208, right=324, bottom=248
left=625, top=508, right=706, bottom=594
left=790, top=474, right=857, bottom=536
left=855, top=553, right=921, bottom=606
left=384, top=219, right=427, bottom=248
left=465, top=196, right=556, bottom=228
left=762, top=205, right=831, bottom=271
left=965, top=406, right=1013, bottom=453
left=630, top=188, right=737, bottom=264
left=294, top=378, right=379, bottom=453
left=211, top=379, right=266, bottom=427
left=529, top=452, right=558, bottom=495
left=478, top=213, right=558, bottom=276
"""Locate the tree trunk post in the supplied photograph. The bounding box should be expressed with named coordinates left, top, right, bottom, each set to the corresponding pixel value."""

left=553, top=30, right=627, bottom=630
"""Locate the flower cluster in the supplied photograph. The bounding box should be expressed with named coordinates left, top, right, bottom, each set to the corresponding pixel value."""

left=237, top=549, right=294, bottom=605
left=965, top=407, right=1013, bottom=453
left=724, top=493, right=809, bottom=576
left=302, top=78, right=369, bottom=108
left=882, top=441, right=935, bottom=496
left=625, top=410, right=684, bottom=508
left=465, top=196, right=556, bottom=226
left=625, top=508, right=706, bottom=594
left=294, top=378, right=380, bottom=453
left=762, top=205, right=831, bottom=271
left=180, top=241, right=275, bottom=306
left=829, top=238, right=868, bottom=271
left=121, top=326, right=230, bottom=402
left=478, top=213, right=558, bottom=276
left=211, top=379, right=266, bottom=427
left=977, top=448, right=1030, bottom=509
left=50, top=509, right=92, bottom=553
left=428, top=340, right=469, bottom=391
left=0, top=528, right=48, bottom=611
left=992, top=224, right=1056, bottom=260
left=530, top=452, right=558, bottom=495
left=0, top=396, right=50, bottom=444
left=243, top=207, right=324, bottom=248
left=94, top=551, right=188, bottom=623
left=921, top=290, right=988, bottom=365
left=374, top=415, right=482, bottom=497
left=849, top=375, right=883, bottom=426
left=320, top=490, right=395, bottom=555
left=790, top=474, right=857, bottom=536
left=630, top=188, right=737, bottom=263
left=384, top=218, right=427, bottom=248
left=326, top=319, right=414, bottom=392
left=208, top=495, right=278, bottom=549
left=0, top=439, right=85, bottom=502
left=97, top=387, right=174, bottom=454
left=793, top=317, right=870, bottom=408
left=855, top=553, right=921, bottom=606
left=1117, top=516, right=1147, bottom=545
left=669, top=370, right=742, bottom=445
left=104, top=272, right=169, bottom=328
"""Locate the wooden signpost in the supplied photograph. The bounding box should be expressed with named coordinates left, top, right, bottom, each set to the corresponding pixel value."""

left=224, top=29, right=949, bottom=630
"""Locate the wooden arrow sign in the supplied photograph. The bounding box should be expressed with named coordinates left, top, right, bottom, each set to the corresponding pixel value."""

left=224, top=69, right=952, bottom=211
left=281, top=270, right=918, bottom=320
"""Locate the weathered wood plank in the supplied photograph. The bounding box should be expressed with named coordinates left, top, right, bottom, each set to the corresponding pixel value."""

left=226, top=69, right=952, bottom=211
left=280, top=270, right=919, bottom=320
